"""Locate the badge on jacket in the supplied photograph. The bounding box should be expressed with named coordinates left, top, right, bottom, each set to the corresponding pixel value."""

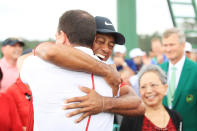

left=186, top=94, right=194, bottom=103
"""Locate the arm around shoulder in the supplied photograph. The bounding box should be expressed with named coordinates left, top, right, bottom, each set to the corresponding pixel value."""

left=35, top=42, right=122, bottom=88
left=103, top=85, right=145, bottom=116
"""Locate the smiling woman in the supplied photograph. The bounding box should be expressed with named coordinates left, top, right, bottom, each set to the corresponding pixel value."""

left=120, top=64, right=182, bottom=131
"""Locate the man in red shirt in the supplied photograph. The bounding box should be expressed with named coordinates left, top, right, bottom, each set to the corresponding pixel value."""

left=5, top=78, right=33, bottom=131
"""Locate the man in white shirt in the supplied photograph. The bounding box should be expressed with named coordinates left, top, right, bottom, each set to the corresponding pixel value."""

left=20, top=10, right=114, bottom=131
left=20, top=10, right=144, bottom=131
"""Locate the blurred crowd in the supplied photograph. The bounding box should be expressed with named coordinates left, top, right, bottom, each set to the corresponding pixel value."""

left=109, top=37, right=197, bottom=97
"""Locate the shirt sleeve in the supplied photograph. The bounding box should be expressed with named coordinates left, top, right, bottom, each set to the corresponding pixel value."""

left=20, top=56, right=33, bottom=84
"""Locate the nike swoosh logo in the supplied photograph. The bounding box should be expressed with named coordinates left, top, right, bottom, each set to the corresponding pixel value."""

left=105, top=21, right=113, bottom=26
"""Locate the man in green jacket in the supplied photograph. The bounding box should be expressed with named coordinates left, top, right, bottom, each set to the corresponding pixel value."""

left=161, top=27, right=197, bottom=131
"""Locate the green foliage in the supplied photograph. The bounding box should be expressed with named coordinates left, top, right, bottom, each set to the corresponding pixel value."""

left=22, top=38, right=55, bottom=50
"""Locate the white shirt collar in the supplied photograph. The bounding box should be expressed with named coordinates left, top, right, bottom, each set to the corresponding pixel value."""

left=169, top=55, right=185, bottom=71
left=167, top=55, right=185, bottom=92
left=74, top=46, right=94, bottom=55
left=74, top=46, right=102, bottom=62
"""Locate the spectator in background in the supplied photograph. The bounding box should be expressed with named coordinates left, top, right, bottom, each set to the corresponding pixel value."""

left=141, top=52, right=152, bottom=65
left=113, top=45, right=136, bottom=73
left=190, top=49, right=197, bottom=62
left=128, top=48, right=145, bottom=96
left=120, top=64, right=182, bottom=131
left=0, top=38, right=24, bottom=91
left=0, top=67, right=23, bottom=131
left=161, top=27, right=197, bottom=131
left=185, top=42, right=197, bottom=62
left=113, top=45, right=136, bottom=83
left=151, top=37, right=168, bottom=65
left=5, top=48, right=33, bottom=131
left=129, top=48, right=145, bottom=73
left=185, top=41, right=192, bottom=59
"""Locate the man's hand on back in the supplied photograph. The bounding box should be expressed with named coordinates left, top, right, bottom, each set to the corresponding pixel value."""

left=63, top=86, right=103, bottom=123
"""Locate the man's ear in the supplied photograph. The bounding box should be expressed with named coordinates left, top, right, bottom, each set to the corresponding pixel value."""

left=1, top=46, right=5, bottom=53
left=1, top=46, right=6, bottom=55
left=93, top=36, right=97, bottom=45
left=62, top=31, right=71, bottom=46
left=56, top=31, right=70, bottom=46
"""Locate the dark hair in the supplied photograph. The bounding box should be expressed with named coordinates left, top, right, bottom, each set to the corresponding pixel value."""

left=57, top=10, right=96, bottom=47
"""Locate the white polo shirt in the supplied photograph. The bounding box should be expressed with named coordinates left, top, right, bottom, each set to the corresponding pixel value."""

left=20, top=46, right=114, bottom=131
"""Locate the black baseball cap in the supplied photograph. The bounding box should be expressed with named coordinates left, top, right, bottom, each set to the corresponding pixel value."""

left=95, top=16, right=125, bottom=45
left=2, top=38, right=25, bottom=47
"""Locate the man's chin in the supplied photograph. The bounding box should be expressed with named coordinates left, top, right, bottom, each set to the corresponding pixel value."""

left=165, top=55, right=173, bottom=60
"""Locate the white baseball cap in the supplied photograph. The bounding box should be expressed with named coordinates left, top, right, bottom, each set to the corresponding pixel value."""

left=185, top=42, right=192, bottom=52
left=113, top=45, right=127, bottom=54
left=129, top=48, right=145, bottom=58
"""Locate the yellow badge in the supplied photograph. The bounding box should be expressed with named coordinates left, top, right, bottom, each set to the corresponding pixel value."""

left=186, top=94, right=194, bottom=103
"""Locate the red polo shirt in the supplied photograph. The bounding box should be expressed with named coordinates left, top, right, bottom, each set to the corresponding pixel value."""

left=5, top=77, right=33, bottom=130
left=0, top=93, right=23, bottom=131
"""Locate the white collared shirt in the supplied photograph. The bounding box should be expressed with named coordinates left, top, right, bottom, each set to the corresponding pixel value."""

left=168, top=55, right=186, bottom=90
left=20, top=46, right=113, bottom=131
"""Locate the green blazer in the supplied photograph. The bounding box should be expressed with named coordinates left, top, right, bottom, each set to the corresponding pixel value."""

left=161, top=57, right=197, bottom=131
